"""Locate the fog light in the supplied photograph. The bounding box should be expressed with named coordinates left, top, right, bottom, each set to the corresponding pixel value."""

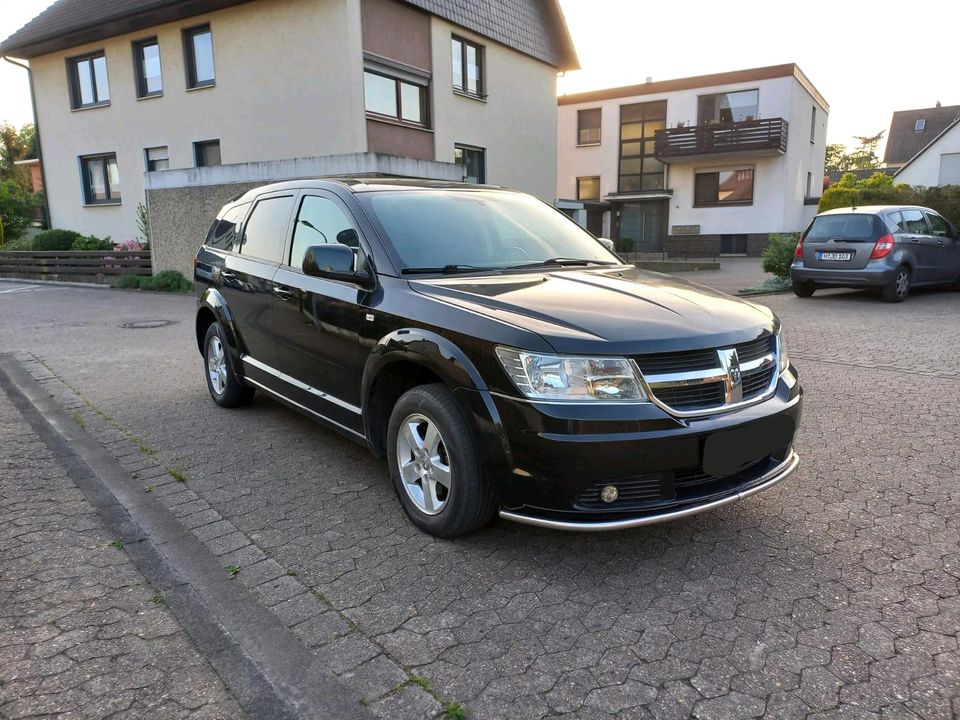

left=600, top=485, right=619, bottom=503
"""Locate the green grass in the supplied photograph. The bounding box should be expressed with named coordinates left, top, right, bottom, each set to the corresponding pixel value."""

left=152, top=595, right=165, bottom=605
left=408, top=675, right=432, bottom=692
left=71, top=412, right=86, bottom=429
left=443, top=702, right=467, bottom=719
left=145, top=485, right=154, bottom=493
left=227, top=564, right=240, bottom=578
left=167, top=468, right=187, bottom=483
left=109, top=539, right=124, bottom=550
left=286, top=569, right=299, bottom=577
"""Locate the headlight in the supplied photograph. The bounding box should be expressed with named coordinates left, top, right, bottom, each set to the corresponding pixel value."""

left=495, top=347, right=648, bottom=401
left=777, top=329, right=790, bottom=372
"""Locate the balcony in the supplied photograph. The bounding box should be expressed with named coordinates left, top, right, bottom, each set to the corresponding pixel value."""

left=654, top=118, right=788, bottom=164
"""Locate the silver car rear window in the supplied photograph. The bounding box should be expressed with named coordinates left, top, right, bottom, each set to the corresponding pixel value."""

left=806, top=214, right=878, bottom=242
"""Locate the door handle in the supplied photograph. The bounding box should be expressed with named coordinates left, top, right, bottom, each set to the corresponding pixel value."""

left=909, top=237, right=920, bottom=243
left=273, top=286, right=294, bottom=301
left=937, top=240, right=944, bottom=246
left=220, top=270, right=237, bottom=281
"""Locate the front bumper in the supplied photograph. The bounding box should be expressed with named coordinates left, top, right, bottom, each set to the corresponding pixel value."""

left=500, top=450, right=799, bottom=531
left=457, top=366, right=802, bottom=530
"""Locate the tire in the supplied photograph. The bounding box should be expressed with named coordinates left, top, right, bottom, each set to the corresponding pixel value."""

left=203, top=322, right=255, bottom=407
left=882, top=265, right=910, bottom=303
left=387, top=384, right=495, bottom=538
left=792, top=281, right=816, bottom=298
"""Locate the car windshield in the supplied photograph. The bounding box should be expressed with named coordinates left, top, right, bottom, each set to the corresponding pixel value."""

left=806, top=214, right=879, bottom=242
left=364, top=190, right=620, bottom=272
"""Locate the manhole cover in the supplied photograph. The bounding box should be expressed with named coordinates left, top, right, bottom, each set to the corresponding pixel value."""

left=120, top=319, right=176, bottom=329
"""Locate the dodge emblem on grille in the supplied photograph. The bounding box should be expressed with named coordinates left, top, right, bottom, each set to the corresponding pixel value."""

left=718, top=348, right=743, bottom=403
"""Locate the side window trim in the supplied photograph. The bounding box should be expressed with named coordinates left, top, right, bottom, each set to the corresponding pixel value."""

left=286, top=190, right=370, bottom=273
left=237, top=191, right=297, bottom=265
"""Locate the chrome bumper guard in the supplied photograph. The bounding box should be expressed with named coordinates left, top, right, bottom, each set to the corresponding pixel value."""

left=498, top=450, right=800, bottom=532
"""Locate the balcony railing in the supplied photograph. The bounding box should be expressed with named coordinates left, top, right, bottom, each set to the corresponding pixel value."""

left=654, top=118, right=788, bottom=161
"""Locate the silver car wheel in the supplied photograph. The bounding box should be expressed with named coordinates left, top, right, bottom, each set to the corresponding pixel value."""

left=207, top=336, right=227, bottom=396
left=395, top=413, right=451, bottom=516
left=895, top=269, right=909, bottom=298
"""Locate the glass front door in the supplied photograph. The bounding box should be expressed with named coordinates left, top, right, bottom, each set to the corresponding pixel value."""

left=616, top=201, right=667, bottom=253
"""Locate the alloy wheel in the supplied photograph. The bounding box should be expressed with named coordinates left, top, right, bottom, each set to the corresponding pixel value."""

left=395, top=413, right=451, bottom=515
left=896, top=269, right=909, bottom=298
left=207, top=336, right=227, bottom=395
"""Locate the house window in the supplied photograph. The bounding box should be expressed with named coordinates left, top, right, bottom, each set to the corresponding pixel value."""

left=364, top=70, right=427, bottom=125
left=451, top=36, right=483, bottom=97
left=577, top=176, right=600, bottom=201
left=80, top=154, right=121, bottom=205
left=619, top=101, right=666, bottom=192
left=806, top=171, right=813, bottom=198
left=694, top=168, right=754, bottom=206
left=578, top=108, right=601, bottom=145
left=810, top=106, right=816, bottom=143
left=184, top=25, right=215, bottom=88
left=697, top=90, right=758, bottom=125
left=133, top=38, right=162, bottom=97
left=68, top=52, right=110, bottom=109
left=454, top=144, right=485, bottom=184
left=194, top=140, right=221, bottom=167
left=145, top=146, right=169, bottom=172
left=915, top=118, right=926, bottom=132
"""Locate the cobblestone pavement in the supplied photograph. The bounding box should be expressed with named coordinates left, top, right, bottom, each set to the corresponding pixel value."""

left=0, top=383, right=246, bottom=719
left=1, top=281, right=958, bottom=719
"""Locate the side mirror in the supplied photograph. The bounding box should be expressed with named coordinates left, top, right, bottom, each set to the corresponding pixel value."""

left=597, top=237, right=615, bottom=252
left=302, top=244, right=370, bottom=285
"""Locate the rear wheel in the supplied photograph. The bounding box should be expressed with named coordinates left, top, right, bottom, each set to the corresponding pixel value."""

left=792, top=281, right=816, bottom=298
left=203, top=322, right=255, bottom=407
left=882, top=265, right=910, bottom=303
left=387, top=384, right=495, bottom=538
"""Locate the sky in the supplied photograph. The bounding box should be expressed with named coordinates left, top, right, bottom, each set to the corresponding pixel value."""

left=0, top=0, right=956, bottom=155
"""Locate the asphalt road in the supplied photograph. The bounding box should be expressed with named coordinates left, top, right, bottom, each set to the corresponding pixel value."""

left=1, top=277, right=958, bottom=719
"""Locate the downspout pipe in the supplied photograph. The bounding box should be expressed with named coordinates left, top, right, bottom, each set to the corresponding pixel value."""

left=3, top=54, right=51, bottom=229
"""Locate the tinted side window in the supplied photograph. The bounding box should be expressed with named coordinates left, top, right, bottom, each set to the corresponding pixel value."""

left=926, top=212, right=951, bottom=237
left=290, top=195, right=359, bottom=270
left=239, top=196, right=295, bottom=262
left=205, top=202, right=250, bottom=251
left=885, top=210, right=904, bottom=233
left=901, top=209, right=929, bottom=234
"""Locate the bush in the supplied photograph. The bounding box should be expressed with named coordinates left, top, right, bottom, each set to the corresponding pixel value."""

left=113, top=270, right=192, bottom=293
left=32, top=229, right=83, bottom=251
left=0, top=179, right=39, bottom=241
left=762, top=232, right=800, bottom=280
left=70, top=235, right=114, bottom=251
left=0, top=214, right=4, bottom=247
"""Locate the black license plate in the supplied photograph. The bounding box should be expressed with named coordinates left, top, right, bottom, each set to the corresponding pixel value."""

left=702, top=415, right=795, bottom=478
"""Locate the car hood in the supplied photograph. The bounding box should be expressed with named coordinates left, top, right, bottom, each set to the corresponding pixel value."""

left=408, top=266, right=776, bottom=355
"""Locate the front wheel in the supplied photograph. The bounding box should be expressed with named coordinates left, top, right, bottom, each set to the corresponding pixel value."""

left=203, top=322, right=255, bottom=407
left=792, top=280, right=816, bottom=298
left=387, top=384, right=495, bottom=537
left=882, top=266, right=910, bottom=303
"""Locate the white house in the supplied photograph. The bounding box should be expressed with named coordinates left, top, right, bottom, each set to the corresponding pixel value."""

left=893, top=118, right=960, bottom=187
left=557, top=64, right=828, bottom=256
left=0, top=0, right=578, bottom=243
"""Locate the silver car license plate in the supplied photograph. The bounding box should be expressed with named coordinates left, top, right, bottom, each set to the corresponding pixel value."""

left=819, top=251, right=852, bottom=261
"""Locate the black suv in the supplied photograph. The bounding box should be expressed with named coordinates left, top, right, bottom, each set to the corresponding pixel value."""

left=195, top=179, right=802, bottom=537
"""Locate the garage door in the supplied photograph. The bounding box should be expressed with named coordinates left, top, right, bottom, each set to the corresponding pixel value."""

left=939, top=153, right=960, bottom=185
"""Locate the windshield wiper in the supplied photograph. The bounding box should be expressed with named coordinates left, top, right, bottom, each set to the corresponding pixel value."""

left=506, top=257, right=618, bottom=270
left=401, top=264, right=497, bottom=275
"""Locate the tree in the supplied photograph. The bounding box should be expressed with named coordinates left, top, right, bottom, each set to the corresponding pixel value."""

left=0, top=123, right=36, bottom=187
left=823, top=132, right=885, bottom=173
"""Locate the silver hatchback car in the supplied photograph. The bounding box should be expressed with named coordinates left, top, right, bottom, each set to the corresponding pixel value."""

left=790, top=205, right=960, bottom=302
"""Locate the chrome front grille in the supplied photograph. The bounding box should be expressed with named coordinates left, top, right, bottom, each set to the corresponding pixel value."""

left=634, top=335, right=779, bottom=416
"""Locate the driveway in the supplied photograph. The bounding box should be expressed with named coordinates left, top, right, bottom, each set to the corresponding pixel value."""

left=1, top=280, right=958, bottom=719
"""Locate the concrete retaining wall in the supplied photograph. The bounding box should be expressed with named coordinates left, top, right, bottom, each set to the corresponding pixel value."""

left=145, top=152, right=462, bottom=279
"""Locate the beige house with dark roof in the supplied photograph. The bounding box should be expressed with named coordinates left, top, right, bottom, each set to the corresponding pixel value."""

left=883, top=103, right=960, bottom=170
left=0, top=0, right=577, bottom=243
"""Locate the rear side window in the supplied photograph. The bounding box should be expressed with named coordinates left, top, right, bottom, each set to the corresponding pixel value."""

left=885, top=210, right=904, bottom=232
left=806, top=214, right=880, bottom=242
left=239, top=195, right=295, bottom=263
left=205, top=202, right=249, bottom=251
left=900, top=209, right=928, bottom=234
left=926, top=212, right=951, bottom=237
